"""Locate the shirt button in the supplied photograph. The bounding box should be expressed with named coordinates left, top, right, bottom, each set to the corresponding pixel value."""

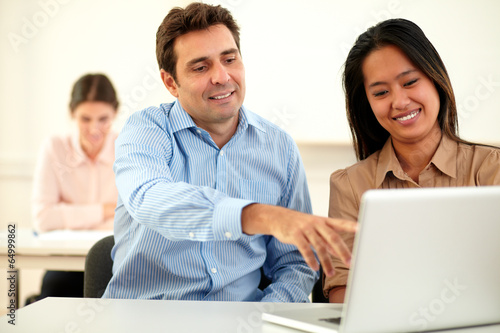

left=220, top=150, right=224, bottom=156
left=211, top=268, right=217, bottom=274
left=224, top=231, right=232, bottom=239
left=189, top=232, right=195, bottom=238
left=196, top=129, right=201, bottom=134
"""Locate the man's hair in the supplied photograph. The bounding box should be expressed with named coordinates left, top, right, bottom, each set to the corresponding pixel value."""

left=156, top=2, right=240, bottom=82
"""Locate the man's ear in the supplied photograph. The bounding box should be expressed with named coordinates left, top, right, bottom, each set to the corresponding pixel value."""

left=160, top=69, right=179, bottom=98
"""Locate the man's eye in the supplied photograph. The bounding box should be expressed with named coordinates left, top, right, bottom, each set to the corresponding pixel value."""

left=194, top=66, right=206, bottom=72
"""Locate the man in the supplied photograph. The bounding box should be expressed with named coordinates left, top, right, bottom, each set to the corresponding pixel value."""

left=103, top=2, right=356, bottom=302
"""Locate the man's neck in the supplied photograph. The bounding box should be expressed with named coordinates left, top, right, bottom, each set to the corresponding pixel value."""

left=210, top=127, right=237, bottom=148
left=198, top=116, right=239, bottom=149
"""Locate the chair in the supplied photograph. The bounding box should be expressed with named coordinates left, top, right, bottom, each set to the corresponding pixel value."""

left=84, top=235, right=115, bottom=298
left=311, top=266, right=329, bottom=303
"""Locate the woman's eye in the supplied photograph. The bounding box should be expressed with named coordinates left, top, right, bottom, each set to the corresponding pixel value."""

left=404, top=79, right=418, bottom=87
left=374, top=90, right=388, bottom=97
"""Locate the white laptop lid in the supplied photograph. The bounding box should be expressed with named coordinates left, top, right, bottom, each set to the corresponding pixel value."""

left=263, top=186, right=500, bottom=333
left=342, top=186, right=500, bottom=332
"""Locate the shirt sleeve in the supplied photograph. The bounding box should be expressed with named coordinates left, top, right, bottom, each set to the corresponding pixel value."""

left=114, top=108, right=254, bottom=242
left=260, top=139, right=318, bottom=302
left=32, top=137, right=104, bottom=232
left=322, top=168, right=359, bottom=297
left=477, top=147, right=500, bottom=185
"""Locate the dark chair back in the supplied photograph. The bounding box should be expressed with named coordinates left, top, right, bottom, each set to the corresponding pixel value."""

left=84, top=235, right=115, bottom=298
left=312, top=266, right=329, bottom=303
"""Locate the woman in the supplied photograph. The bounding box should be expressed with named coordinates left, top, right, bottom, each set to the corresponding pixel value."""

left=323, top=19, right=500, bottom=303
left=30, top=73, right=119, bottom=301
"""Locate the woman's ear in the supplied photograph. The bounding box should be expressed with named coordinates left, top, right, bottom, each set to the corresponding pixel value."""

left=161, top=69, right=179, bottom=98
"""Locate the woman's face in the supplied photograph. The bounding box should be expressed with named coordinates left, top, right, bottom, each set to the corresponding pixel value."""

left=72, top=101, right=116, bottom=152
left=362, top=45, right=441, bottom=147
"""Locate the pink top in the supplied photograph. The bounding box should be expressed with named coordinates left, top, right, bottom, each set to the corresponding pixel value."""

left=32, top=132, right=118, bottom=232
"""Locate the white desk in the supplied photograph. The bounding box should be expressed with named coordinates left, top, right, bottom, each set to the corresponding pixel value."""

left=0, top=229, right=112, bottom=308
left=0, top=229, right=112, bottom=271
left=1, top=298, right=499, bottom=333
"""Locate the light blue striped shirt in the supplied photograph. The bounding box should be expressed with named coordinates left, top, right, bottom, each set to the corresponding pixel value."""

left=103, top=101, right=317, bottom=302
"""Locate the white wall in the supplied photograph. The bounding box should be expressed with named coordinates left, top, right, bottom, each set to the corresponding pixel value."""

left=0, top=0, right=499, bottom=311
left=240, top=0, right=500, bottom=144
left=1, top=0, right=500, bottom=223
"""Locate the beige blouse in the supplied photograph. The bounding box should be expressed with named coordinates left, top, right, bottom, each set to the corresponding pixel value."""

left=32, top=132, right=118, bottom=232
left=323, top=135, right=500, bottom=297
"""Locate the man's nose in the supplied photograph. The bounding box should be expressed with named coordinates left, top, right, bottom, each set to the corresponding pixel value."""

left=211, top=63, right=230, bottom=85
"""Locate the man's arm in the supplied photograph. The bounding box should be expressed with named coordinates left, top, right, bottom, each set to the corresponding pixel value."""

left=114, top=107, right=252, bottom=242
left=242, top=204, right=356, bottom=277
left=240, top=136, right=356, bottom=302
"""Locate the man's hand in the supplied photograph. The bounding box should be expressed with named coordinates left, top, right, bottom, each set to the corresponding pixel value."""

left=241, top=203, right=357, bottom=277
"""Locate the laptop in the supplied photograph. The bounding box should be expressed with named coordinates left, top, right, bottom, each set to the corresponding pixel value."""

left=262, top=186, right=500, bottom=332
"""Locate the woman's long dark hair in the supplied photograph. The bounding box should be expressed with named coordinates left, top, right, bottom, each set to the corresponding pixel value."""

left=343, top=18, right=464, bottom=161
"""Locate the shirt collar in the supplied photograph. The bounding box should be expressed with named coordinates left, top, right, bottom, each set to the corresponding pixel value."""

left=168, top=101, right=198, bottom=133
left=70, top=134, right=86, bottom=166
left=375, top=134, right=458, bottom=187
left=236, top=105, right=266, bottom=135
left=167, top=100, right=265, bottom=135
left=429, top=134, right=457, bottom=178
left=375, top=138, right=403, bottom=187
left=70, top=131, right=116, bottom=165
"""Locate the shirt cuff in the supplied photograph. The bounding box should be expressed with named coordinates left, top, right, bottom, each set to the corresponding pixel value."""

left=212, top=197, right=255, bottom=241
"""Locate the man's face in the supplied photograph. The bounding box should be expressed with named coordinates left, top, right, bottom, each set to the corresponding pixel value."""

left=162, top=24, right=245, bottom=132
